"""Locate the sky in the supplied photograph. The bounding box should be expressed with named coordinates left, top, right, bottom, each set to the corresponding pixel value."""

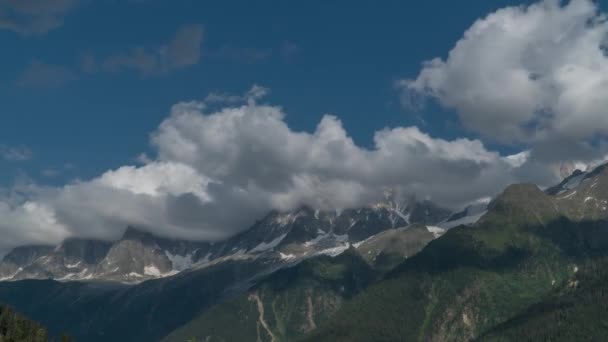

left=1, top=0, right=608, bottom=249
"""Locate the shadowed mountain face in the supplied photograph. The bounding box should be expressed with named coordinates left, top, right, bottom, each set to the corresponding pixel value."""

left=0, top=258, right=272, bottom=342
left=162, top=224, right=443, bottom=342
left=163, top=249, right=378, bottom=342
left=0, top=199, right=450, bottom=283
left=0, top=198, right=451, bottom=342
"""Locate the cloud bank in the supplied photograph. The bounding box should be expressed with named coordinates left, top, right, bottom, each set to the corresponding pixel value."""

left=3, top=0, right=608, bottom=251
left=0, top=88, right=529, bottom=249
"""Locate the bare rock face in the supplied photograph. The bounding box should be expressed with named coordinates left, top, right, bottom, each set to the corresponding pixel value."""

left=95, top=228, right=174, bottom=282
left=0, top=198, right=452, bottom=283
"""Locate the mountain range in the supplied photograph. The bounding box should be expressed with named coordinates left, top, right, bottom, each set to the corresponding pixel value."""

left=2, top=164, right=607, bottom=341
left=0, top=198, right=452, bottom=283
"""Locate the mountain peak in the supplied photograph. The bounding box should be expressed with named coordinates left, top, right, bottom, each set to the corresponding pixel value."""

left=480, top=183, right=558, bottom=227
left=494, top=183, right=545, bottom=204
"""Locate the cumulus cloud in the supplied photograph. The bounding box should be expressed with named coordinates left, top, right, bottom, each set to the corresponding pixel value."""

left=152, top=101, right=520, bottom=210
left=0, top=91, right=532, bottom=249
left=400, top=0, right=608, bottom=166
left=0, top=0, right=79, bottom=36
left=7, top=1, right=607, bottom=249
left=101, top=24, right=204, bottom=76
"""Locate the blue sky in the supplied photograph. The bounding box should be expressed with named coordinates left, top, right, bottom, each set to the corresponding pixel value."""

left=1, top=0, right=608, bottom=246
left=0, top=0, right=543, bottom=185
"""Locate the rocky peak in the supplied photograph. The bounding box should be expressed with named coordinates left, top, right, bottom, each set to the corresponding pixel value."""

left=479, top=183, right=559, bottom=228
left=2, top=245, right=54, bottom=266
left=55, top=238, right=112, bottom=265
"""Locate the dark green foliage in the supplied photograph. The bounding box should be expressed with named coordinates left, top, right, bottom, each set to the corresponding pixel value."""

left=0, top=304, right=68, bottom=342
left=302, top=184, right=608, bottom=342
left=478, top=258, right=608, bottom=342
left=163, top=249, right=376, bottom=342
left=0, top=259, right=270, bottom=342
left=166, top=180, right=608, bottom=342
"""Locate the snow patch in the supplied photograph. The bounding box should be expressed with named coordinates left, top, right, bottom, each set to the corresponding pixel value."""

left=279, top=252, right=296, bottom=261
left=426, top=226, right=446, bottom=238
left=352, top=239, right=369, bottom=249
left=0, top=267, right=22, bottom=281
left=144, top=265, right=162, bottom=276
left=558, top=191, right=577, bottom=200
left=273, top=212, right=301, bottom=226
left=165, top=251, right=195, bottom=271
left=249, top=233, right=288, bottom=253
left=57, top=268, right=89, bottom=281
left=304, top=233, right=329, bottom=247
left=65, top=261, right=81, bottom=268
left=316, top=244, right=350, bottom=257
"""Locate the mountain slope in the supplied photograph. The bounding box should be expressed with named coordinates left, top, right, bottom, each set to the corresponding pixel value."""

left=354, top=224, right=442, bottom=273
left=163, top=249, right=376, bottom=342
left=0, top=256, right=275, bottom=342
left=478, top=258, right=608, bottom=341
left=161, top=224, right=444, bottom=342
left=302, top=165, right=608, bottom=342
left=0, top=198, right=450, bottom=341
left=0, top=304, right=56, bottom=342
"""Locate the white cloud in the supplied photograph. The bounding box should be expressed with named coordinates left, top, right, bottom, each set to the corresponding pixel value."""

left=0, top=198, right=69, bottom=249
left=0, top=95, right=533, bottom=249
left=400, top=0, right=608, bottom=164
left=96, top=162, right=209, bottom=199
left=151, top=99, right=522, bottom=212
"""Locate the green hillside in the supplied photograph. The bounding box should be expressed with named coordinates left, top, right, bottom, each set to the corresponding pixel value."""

left=0, top=304, right=64, bottom=342
left=163, top=249, right=376, bottom=342
left=303, top=183, right=608, bottom=341
left=478, top=257, right=608, bottom=341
